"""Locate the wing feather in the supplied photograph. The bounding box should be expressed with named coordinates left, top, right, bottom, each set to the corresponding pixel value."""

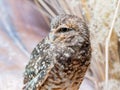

left=23, top=39, right=54, bottom=89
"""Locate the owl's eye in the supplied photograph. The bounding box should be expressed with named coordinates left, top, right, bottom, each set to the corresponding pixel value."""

left=57, top=28, right=72, bottom=33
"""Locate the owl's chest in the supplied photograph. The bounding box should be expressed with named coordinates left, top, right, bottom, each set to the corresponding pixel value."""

left=41, top=59, right=89, bottom=90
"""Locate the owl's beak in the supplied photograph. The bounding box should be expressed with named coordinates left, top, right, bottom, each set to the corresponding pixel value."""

left=49, top=32, right=57, bottom=41
left=52, top=35, right=57, bottom=41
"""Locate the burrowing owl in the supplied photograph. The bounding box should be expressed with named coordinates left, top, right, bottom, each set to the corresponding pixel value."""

left=23, top=14, right=91, bottom=90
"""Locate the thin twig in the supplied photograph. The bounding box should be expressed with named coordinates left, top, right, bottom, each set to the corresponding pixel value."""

left=105, top=0, right=120, bottom=89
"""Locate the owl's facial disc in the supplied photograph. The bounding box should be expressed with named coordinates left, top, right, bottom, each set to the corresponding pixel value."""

left=49, top=14, right=88, bottom=45
left=49, top=26, right=77, bottom=44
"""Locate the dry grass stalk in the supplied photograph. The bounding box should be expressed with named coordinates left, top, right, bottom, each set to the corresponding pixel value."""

left=105, top=0, right=120, bottom=89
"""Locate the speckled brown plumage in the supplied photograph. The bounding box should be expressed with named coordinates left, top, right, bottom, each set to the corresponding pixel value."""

left=23, top=14, right=91, bottom=90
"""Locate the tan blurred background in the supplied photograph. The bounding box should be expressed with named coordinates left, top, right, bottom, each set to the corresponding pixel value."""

left=0, top=0, right=120, bottom=90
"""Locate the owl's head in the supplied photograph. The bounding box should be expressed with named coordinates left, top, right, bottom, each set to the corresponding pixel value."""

left=49, top=14, right=89, bottom=47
